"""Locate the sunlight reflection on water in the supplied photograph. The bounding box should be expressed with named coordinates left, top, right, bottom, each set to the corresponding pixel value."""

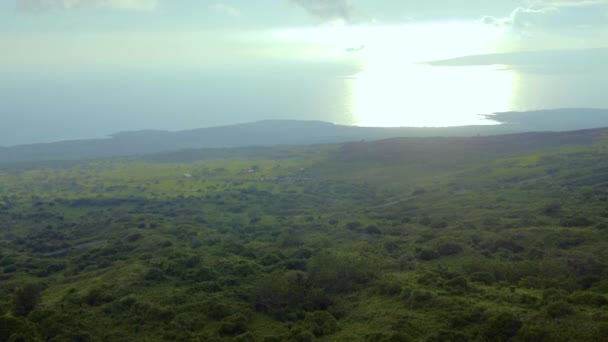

left=345, top=64, right=516, bottom=127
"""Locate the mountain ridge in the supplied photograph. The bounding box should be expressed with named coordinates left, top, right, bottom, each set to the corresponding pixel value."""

left=2, top=108, right=608, bottom=164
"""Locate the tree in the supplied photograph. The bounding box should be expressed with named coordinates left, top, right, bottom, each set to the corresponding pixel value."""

left=12, top=283, right=42, bottom=317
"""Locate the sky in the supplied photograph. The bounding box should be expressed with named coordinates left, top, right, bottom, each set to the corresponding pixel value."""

left=1, top=0, right=608, bottom=145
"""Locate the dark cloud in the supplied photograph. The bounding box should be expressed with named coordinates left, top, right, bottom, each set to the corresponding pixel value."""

left=292, top=0, right=355, bottom=23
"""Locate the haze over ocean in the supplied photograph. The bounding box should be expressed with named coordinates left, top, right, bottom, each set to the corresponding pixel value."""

left=2, top=62, right=607, bottom=146
left=2, top=1, right=608, bottom=145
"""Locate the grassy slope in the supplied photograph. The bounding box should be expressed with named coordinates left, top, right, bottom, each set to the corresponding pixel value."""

left=0, top=129, right=607, bottom=341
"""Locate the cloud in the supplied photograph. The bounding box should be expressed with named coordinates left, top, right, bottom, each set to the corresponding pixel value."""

left=427, top=48, right=608, bottom=74
left=292, top=0, right=355, bottom=24
left=17, top=0, right=157, bottom=12
left=212, top=3, right=241, bottom=18
left=482, top=0, right=608, bottom=30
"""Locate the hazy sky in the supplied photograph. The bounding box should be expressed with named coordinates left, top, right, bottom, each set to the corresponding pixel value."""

left=1, top=0, right=608, bottom=145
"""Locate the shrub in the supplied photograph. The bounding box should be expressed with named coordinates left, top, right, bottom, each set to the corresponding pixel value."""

left=481, top=312, right=522, bottom=341
left=204, top=298, right=233, bottom=320
left=517, top=324, right=551, bottom=342
left=544, top=301, right=574, bottom=318
left=284, top=259, right=307, bottom=271
left=260, top=252, right=284, bottom=266
left=406, top=290, right=433, bottom=308
left=0, top=316, right=21, bottom=341
left=84, top=288, right=114, bottom=306
left=254, top=273, right=305, bottom=316
left=436, top=243, right=463, bottom=256
left=12, top=283, right=43, bottom=317
left=444, top=276, right=469, bottom=291
left=425, top=330, right=467, bottom=342
left=303, top=311, right=338, bottom=337
left=235, top=332, right=256, bottom=342
left=144, top=267, right=165, bottom=281
left=560, top=216, right=594, bottom=227
left=286, top=325, right=315, bottom=342
left=470, top=272, right=495, bottom=285
left=344, top=221, right=362, bottom=231
left=218, top=314, right=249, bottom=336
left=416, top=249, right=439, bottom=261
left=375, top=279, right=403, bottom=296
left=307, top=251, right=378, bottom=293
left=364, top=225, right=382, bottom=235
left=570, top=292, right=608, bottom=307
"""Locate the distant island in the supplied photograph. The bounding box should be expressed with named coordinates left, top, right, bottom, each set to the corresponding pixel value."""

left=1, top=108, right=608, bottom=164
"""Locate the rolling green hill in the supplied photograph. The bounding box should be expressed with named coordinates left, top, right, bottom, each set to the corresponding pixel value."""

left=1, top=129, right=608, bottom=341
left=3, top=108, right=608, bottom=164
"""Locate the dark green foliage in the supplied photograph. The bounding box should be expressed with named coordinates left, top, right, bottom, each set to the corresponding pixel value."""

left=286, top=325, right=315, bottom=342
left=303, top=311, right=338, bottom=337
left=0, top=316, right=21, bottom=341
left=364, top=224, right=382, bottom=235
left=83, top=288, right=114, bottom=306
left=205, top=298, right=233, bottom=320
left=144, top=267, right=165, bottom=281
left=218, top=314, right=249, bottom=336
left=425, top=330, right=468, bottom=342
left=481, top=312, right=522, bottom=341
left=560, top=216, right=595, bottom=227
left=436, top=242, right=463, bottom=256
left=544, top=301, right=575, bottom=318
left=444, top=276, right=469, bottom=291
left=569, top=292, right=608, bottom=307
left=12, top=283, right=42, bottom=317
left=307, top=250, right=378, bottom=293
left=416, top=248, right=439, bottom=261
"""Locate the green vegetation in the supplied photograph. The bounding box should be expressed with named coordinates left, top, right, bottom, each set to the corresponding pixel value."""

left=1, top=130, right=608, bottom=340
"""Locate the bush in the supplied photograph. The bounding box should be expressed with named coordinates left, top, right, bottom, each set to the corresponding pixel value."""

left=375, top=279, right=403, bottom=296
left=307, top=251, right=377, bottom=293
left=416, top=249, right=439, bottom=261
left=218, top=314, right=249, bottom=336
left=470, top=272, right=495, bottom=285
left=518, top=324, right=552, bottom=342
left=569, top=292, right=608, bottom=307
left=544, top=301, right=574, bottom=318
left=425, top=330, right=467, bottom=342
left=204, top=298, right=233, bottom=320
left=560, top=216, right=594, bottom=227
left=286, top=325, right=315, bottom=342
left=12, top=283, right=42, bottom=317
left=0, top=316, right=21, bottom=341
left=144, top=267, right=165, bottom=281
left=84, top=288, right=114, bottom=306
left=481, top=312, right=522, bottom=341
left=364, top=225, right=382, bottom=235
left=436, top=243, right=463, bottom=256
left=0, top=316, right=39, bottom=341
left=406, top=290, right=433, bottom=308
left=303, top=311, right=338, bottom=337
left=444, top=276, right=469, bottom=291
left=260, top=252, right=284, bottom=266
left=284, top=259, right=307, bottom=271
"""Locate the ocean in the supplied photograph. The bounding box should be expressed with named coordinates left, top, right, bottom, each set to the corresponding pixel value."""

left=1, top=64, right=607, bottom=146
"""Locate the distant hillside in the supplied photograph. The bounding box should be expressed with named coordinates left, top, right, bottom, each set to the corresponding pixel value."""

left=1, top=108, right=608, bottom=164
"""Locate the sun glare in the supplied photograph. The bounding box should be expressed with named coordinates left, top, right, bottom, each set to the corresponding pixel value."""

left=346, top=64, right=515, bottom=127
left=347, top=22, right=513, bottom=127
left=274, top=22, right=513, bottom=127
